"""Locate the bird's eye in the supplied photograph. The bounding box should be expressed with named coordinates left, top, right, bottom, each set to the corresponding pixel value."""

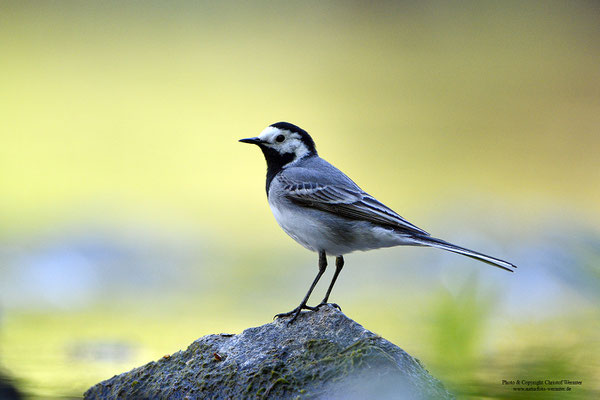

left=275, top=134, right=285, bottom=143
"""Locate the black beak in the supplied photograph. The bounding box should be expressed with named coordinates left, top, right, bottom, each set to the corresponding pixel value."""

left=239, top=137, right=263, bottom=145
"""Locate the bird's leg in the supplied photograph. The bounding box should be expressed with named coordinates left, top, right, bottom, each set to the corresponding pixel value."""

left=274, top=250, right=327, bottom=323
left=316, top=255, right=344, bottom=310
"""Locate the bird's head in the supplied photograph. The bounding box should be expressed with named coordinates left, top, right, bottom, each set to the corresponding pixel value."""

left=239, top=122, right=317, bottom=168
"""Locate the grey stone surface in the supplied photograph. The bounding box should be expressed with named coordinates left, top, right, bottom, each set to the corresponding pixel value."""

left=84, top=305, right=454, bottom=399
left=0, top=371, right=22, bottom=400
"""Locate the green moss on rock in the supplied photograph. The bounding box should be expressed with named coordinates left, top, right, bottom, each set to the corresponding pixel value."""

left=84, top=305, right=453, bottom=399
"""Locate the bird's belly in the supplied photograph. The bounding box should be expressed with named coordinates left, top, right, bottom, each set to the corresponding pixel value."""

left=268, top=199, right=409, bottom=256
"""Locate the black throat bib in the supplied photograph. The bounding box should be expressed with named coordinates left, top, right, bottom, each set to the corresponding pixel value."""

left=260, top=146, right=295, bottom=196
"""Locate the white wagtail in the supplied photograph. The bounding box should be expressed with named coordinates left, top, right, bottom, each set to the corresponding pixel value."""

left=240, top=122, right=516, bottom=322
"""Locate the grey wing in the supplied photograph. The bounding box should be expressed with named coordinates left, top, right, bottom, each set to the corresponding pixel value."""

left=279, top=176, right=430, bottom=236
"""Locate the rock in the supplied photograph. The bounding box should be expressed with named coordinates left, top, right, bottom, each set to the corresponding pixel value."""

left=0, top=370, right=22, bottom=400
left=84, top=305, right=453, bottom=399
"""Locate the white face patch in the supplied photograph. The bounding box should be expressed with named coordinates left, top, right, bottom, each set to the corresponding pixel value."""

left=258, top=126, right=310, bottom=160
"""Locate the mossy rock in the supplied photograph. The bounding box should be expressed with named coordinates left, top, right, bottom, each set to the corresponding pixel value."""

left=84, top=305, right=453, bottom=399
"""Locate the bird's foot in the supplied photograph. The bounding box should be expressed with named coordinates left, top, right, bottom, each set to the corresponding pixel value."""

left=274, top=304, right=317, bottom=324
left=274, top=303, right=341, bottom=324
left=315, top=302, right=341, bottom=311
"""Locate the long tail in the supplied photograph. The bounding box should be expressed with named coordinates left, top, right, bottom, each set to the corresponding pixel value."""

left=410, top=235, right=517, bottom=272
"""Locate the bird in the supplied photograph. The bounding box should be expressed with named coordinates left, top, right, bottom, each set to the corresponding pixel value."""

left=239, top=122, right=516, bottom=323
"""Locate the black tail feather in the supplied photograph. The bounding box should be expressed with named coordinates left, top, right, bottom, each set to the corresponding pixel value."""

left=411, top=235, right=516, bottom=272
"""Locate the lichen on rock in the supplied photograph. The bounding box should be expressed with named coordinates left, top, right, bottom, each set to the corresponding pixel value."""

left=84, top=305, right=454, bottom=399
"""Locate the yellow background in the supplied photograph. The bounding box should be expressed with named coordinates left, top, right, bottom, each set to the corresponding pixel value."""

left=1, top=1, right=598, bottom=398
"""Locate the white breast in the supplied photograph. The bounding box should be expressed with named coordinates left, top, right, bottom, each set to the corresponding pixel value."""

left=268, top=196, right=323, bottom=253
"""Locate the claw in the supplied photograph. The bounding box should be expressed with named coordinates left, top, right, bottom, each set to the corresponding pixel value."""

left=274, top=308, right=302, bottom=324
left=274, top=304, right=317, bottom=323
left=274, top=303, right=342, bottom=323
left=316, top=302, right=341, bottom=311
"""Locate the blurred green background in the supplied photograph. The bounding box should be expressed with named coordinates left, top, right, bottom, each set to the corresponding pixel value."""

left=1, top=1, right=599, bottom=398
